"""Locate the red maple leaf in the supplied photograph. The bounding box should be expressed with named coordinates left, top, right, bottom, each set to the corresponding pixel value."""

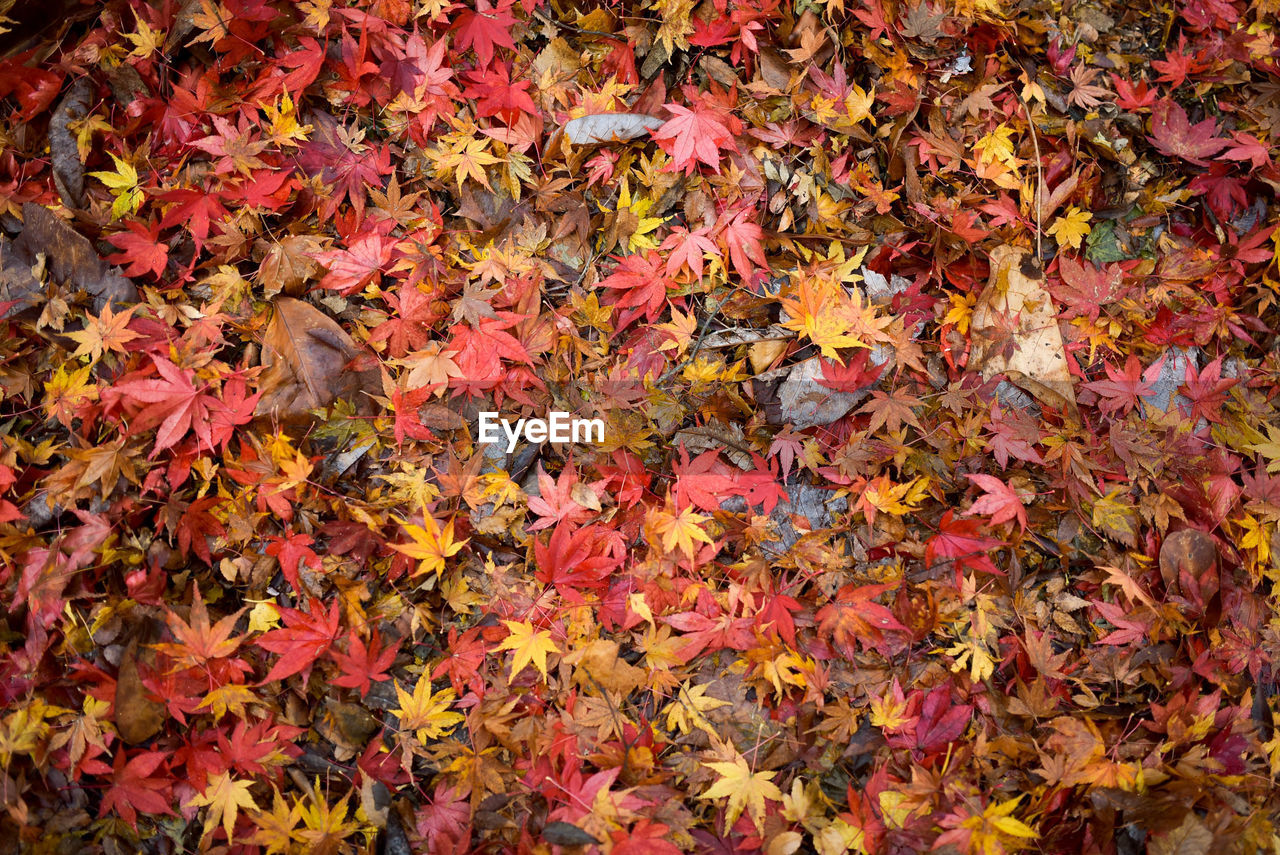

left=329, top=629, right=397, bottom=695
left=816, top=583, right=907, bottom=656
left=451, top=0, right=518, bottom=66
left=915, top=687, right=973, bottom=754
left=533, top=522, right=624, bottom=592
left=963, top=474, right=1027, bottom=531
left=599, top=250, right=676, bottom=329
left=1084, top=354, right=1161, bottom=416
left=265, top=530, right=321, bottom=592
left=1179, top=357, right=1236, bottom=424
left=651, top=103, right=738, bottom=174
left=106, top=220, right=169, bottom=278
left=369, top=283, right=444, bottom=357
left=925, top=511, right=1002, bottom=583
left=526, top=465, right=600, bottom=531
left=672, top=447, right=737, bottom=512
left=255, top=598, right=342, bottom=684
left=99, top=750, right=174, bottom=829
left=110, top=357, right=223, bottom=455
left=716, top=208, right=767, bottom=283
left=1147, top=100, right=1228, bottom=166
left=313, top=232, right=399, bottom=295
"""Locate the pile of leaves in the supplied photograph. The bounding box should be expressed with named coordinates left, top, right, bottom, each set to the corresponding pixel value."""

left=3, top=0, right=1280, bottom=851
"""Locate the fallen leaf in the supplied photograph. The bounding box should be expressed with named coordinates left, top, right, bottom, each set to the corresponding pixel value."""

left=255, top=297, right=379, bottom=422
left=563, top=113, right=664, bottom=145
left=970, top=245, right=1076, bottom=413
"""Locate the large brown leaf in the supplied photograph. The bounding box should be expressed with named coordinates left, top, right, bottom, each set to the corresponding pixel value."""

left=970, top=245, right=1076, bottom=414
left=13, top=203, right=138, bottom=311
left=254, top=297, right=379, bottom=422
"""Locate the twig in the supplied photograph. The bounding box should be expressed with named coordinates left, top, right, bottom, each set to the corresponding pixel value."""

left=1016, top=88, right=1044, bottom=264
left=656, top=298, right=724, bottom=385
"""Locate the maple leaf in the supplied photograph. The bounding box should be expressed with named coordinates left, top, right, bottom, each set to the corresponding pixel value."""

left=1178, top=357, right=1236, bottom=424
left=495, top=619, right=559, bottom=682
left=716, top=208, right=767, bottom=282
left=153, top=585, right=245, bottom=669
left=330, top=630, right=397, bottom=695
left=392, top=509, right=467, bottom=577
left=1147, top=100, right=1228, bottom=166
left=187, top=771, right=259, bottom=842
left=99, top=750, right=174, bottom=829
left=599, top=250, right=675, bottom=330
left=699, top=754, right=783, bottom=833
left=429, top=135, right=501, bottom=192
left=648, top=503, right=714, bottom=559
left=817, top=583, right=907, bottom=655
left=525, top=464, right=601, bottom=531
left=191, top=114, right=270, bottom=177
left=534, top=522, right=623, bottom=591
left=651, top=103, right=738, bottom=174
left=664, top=682, right=729, bottom=737
left=370, top=284, right=442, bottom=357
left=672, top=448, right=737, bottom=512
left=925, top=510, right=1003, bottom=580
left=65, top=304, right=143, bottom=364
left=393, top=676, right=464, bottom=741
left=963, top=474, right=1028, bottom=531
left=1083, top=355, right=1161, bottom=416
left=106, top=220, right=169, bottom=278
left=1046, top=206, right=1091, bottom=251
left=451, top=0, right=518, bottom=65
left=109, top=356, right=224, bottom=454
left=248, top=788, right=302, bottom=853
left=313, top=233, right=398, bottom=295
left=256, top=599, right=342, bottom=684
left=858, top=389, right=923, bottom=434
left=88, top=152, right=144, bottom=218
left=780, top=280, right=873, bottom=362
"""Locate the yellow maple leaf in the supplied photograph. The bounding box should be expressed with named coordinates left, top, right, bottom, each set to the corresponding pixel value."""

left=780, top=280, right=868, bottom=362
left=700, top=754, right=784, bottom=832
left=430, top=136, right=500, bottom=192
left=88, top=152, right=144, bottom=218
left=186, top=772, right=259, bottom=843
left=1046, top=205, right=1092, bottom=250
left=392, top=509, right=467, bottom=577
left=496, top=620, right=559, bottom=682
left=974, top=124, right=1017, bottom=168
left=959, top=796, right=1039, bottom=853
left=648, top=504, right=714, bottom=558
left=664, top=682, right=729, bottom=737
left=248, top=787, right=302, bottom=854
left=1248, top=426, right=1280, bottom=473
left=394, top=677, right=464, bottom=742
left=297, top=786, right=362, bottom=852
left=43, top=363, right=98, bottom=428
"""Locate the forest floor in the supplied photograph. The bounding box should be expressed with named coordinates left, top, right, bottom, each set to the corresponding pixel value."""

left=2, top=0, right=1280, bottom=853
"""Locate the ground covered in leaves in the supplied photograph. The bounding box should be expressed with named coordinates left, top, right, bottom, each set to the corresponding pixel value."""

left=2, top=0, right=1280, bottom=852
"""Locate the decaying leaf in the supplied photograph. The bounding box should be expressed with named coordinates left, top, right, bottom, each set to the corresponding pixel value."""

left=563, top=113, right=664, bottom=145
left=12, top=203, right=138, bottom=311
left=255, top=297, right=380, bottom=422
left=48, top=79, right=92, bottom=208
left=970, top=245, right=1076, bottom=413
left=114, top=637, right=166, bottom=745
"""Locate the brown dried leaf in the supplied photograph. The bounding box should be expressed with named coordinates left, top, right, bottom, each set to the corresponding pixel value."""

left=971, top=245, right=1076, bottom=413
left=49, top=79, right=91, bottom=208
left=258, top=235, right=324, bottom=297
left=115, top=637, right=166, bottom=744
left=13, top=203, right=138, bottom=311
left=255, top=297, right=378, bottom=422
